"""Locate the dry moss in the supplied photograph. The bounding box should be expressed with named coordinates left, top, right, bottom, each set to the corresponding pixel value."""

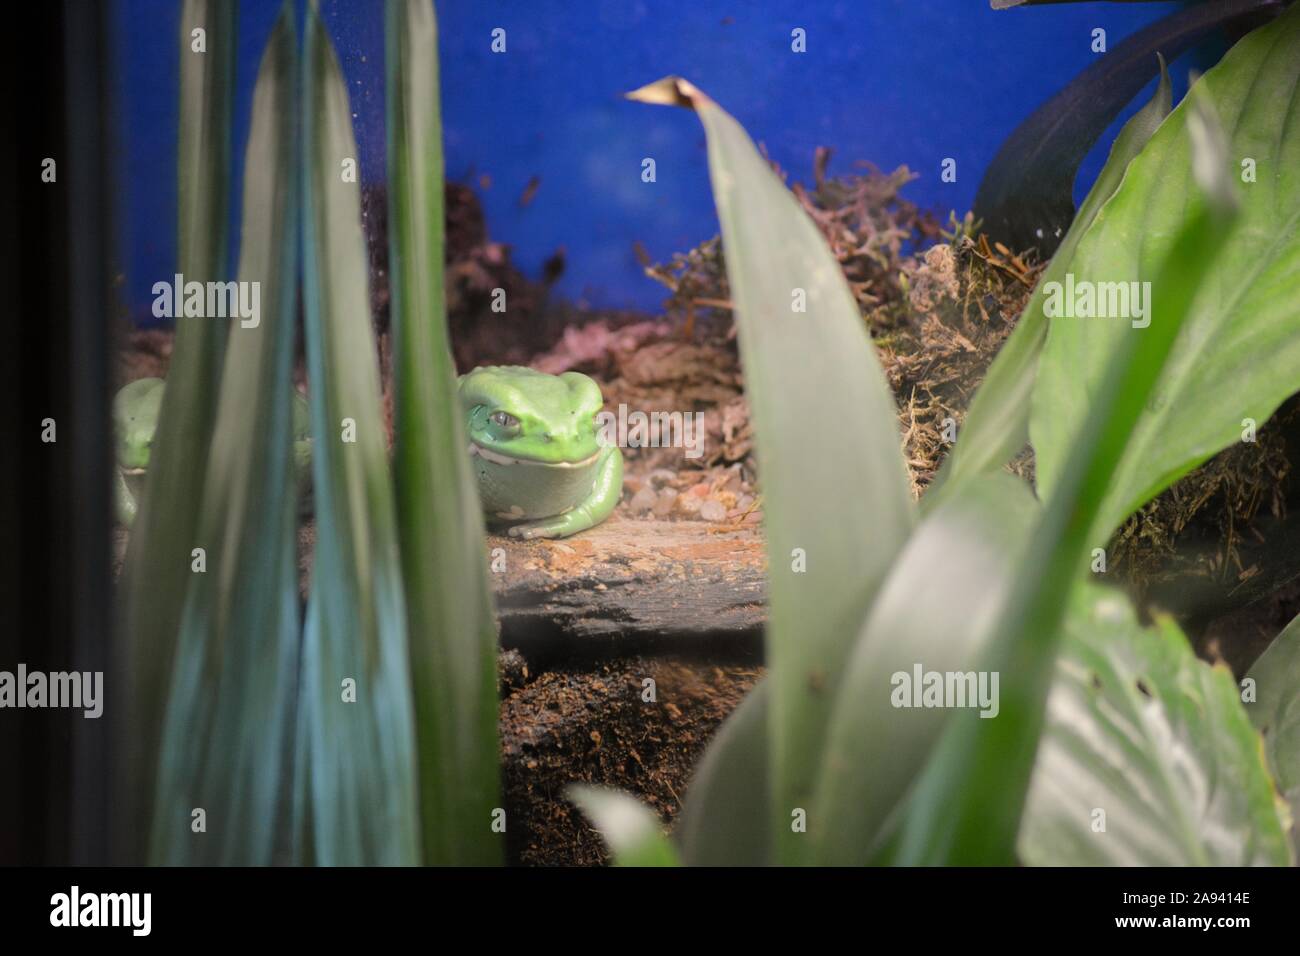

left=641, top=151, right=1296, bottom=610
left=644, top=157, right=1041, bottom=496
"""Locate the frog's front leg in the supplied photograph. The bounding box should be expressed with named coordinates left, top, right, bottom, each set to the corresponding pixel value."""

left=507, top=446, right=623, bottom=540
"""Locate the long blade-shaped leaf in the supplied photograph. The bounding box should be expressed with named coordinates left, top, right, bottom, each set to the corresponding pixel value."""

left=812, top=474, right=1038, bottom=865
left=1031, top=5, right=1300, bottom=539
left=1246, top=611, right=1300, bottom=857
left=628, top=77, right=915, bottom=863
left=1019, top=584, right=1292, bottom=866
left=116, top=0, right=235, bottom=863
left=386, top=0, right=500, bottom=866
left=148, top=5, right=300, bottom=865
left=928, top=55, right=1171, bottom=504
left=295, top=3, right=419, bottom=866
left=895, top=88, right=1241, bottom=864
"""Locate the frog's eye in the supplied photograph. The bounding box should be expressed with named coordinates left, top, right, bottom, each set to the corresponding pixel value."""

left=490, top=410, right=520, bottom=429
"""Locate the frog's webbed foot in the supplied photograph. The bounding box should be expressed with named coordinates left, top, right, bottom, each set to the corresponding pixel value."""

left=506, top=513, right=582, bottom=540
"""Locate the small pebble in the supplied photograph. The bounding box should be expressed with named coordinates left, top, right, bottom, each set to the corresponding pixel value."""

left=647, top=468, right=677, bottom=488
left=652, top=487, right=678, bottom=517
left=700, top=499, right=727, bottom=522
left=629, top=486, right=658, bottom=513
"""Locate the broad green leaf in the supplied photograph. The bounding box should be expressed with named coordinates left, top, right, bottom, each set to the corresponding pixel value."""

left=1032, top=6, right=1300, bottom=539
left=676, top=679, right=771, bottom=866
left=569, top=786, right=681, bottom=867
left=1019, top=584, right=1292, bottom=866
left=294, top=3, right=419, bottom=866
left=895, top=90, right=1241, bottom=863
left=628, top=77, right=915, bottom=863
left=116, top=0, right=235, bottom=861
left=1246, top=611, right=1300, bottom=856
left=976, top=0, right=1263, bottom=254
left=386, top=0, right=501, bottom=866
left=148, top=5, right=300, bottom=865
left=812, top=473, right=1038, bottom=865
left=929, top=55, right=1171, bottom=505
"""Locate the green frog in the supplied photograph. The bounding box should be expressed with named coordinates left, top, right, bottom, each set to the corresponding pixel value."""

left=460, top=365, right=623, bottom=539
left=113, top=377, right=166, bottom=527
left=112, top=378, right=314, bottom=527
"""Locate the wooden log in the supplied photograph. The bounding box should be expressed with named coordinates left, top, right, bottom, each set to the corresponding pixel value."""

left=488, top=515, right=767, bottom=654
left=116, top=515, right=770, bottom=655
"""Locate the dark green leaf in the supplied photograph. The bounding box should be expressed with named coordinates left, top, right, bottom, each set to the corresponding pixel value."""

left=294, top=2, right=419, bottom=866
left=895, top=88, right=1240, bottom=863
left=627, top=77, right=915, bottom=863
left=1020, top=584, right=1292, bottom=866
left=1032, top=5, right=1300, bottom=541
left=812, top=474, right=1038, bottom=865
left=149, top=6, right=301, bottom=865
left=116, top=0, right=236, bottom=862
left=386, top=0, right=501, bottom=866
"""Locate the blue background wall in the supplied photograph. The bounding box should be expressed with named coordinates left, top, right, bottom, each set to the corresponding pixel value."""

left=114, top=0, right=1199, bottom=321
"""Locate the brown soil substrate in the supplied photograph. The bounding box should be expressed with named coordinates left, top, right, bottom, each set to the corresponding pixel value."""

left=1197, top=575, right=1300, bottom=676
left=498, top=654, right=761, bottom=866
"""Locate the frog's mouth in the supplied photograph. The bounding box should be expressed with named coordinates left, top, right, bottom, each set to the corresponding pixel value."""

left=121, top=467, right=147, bottom=476
left=469, top=441, right=600, bottom=469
